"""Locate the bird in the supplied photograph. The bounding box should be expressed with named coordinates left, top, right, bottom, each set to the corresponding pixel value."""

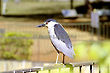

left=36, top=19, right=75, bottom=64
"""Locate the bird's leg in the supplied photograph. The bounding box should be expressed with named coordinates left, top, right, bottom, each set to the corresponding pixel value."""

left=62, top=54, right=65, bottom=64
left=56, top=53, right=59, bottom=64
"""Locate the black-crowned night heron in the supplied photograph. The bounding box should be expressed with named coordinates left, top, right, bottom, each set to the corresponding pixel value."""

left=36, top=19, right=75, bottom=64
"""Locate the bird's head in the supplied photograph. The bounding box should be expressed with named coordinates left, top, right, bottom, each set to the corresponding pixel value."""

left=36, top=19, right=56, bottom=27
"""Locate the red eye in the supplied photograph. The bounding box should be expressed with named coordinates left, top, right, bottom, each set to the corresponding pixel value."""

left=46, top=22, right=48, bottom=24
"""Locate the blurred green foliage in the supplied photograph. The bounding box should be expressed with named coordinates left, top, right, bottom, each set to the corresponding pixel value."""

left=74, top=41, right=110, bottom=65
left=0, top=32, right=33, bottom=60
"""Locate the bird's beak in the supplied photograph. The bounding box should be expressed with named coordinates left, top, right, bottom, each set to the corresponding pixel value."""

left=36, top=24, right=45, bottom=27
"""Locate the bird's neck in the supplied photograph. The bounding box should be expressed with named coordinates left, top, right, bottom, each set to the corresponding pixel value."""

left=48, top=26, right=55, bottom=35
left=47, top=22, right=57, bottom=38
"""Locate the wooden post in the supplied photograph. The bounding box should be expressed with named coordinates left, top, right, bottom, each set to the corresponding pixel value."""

left=0, top=0, right=1, bottom=15
left=90, top=65, right=92, bottom=73
left=79, top=66, right=82, bottom=73
left=85, top=0, right=93, bottom=17
left=2, top=0, right=7, bottom=15
left=91, top=11, right=100, bottom=40
left=70, top=0, right=73, bottom=9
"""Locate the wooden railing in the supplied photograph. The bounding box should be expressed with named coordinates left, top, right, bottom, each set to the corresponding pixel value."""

left=2, top=61, right=108, bottom=73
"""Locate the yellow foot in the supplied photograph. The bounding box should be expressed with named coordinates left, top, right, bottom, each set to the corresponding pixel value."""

left=64, top=63, right=73, bottom=67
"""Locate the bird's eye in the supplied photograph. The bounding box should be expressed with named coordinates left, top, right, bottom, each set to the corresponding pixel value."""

left=46, top=21, right=51, bottom=24
left=46, top=22, right=48, bottom=24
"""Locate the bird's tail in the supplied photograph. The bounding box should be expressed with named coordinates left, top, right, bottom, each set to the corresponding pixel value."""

left=63, top=48, right=75, bottom=59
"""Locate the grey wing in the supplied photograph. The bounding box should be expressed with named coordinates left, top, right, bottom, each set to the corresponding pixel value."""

left=54, top=24, right=72, bottom=49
